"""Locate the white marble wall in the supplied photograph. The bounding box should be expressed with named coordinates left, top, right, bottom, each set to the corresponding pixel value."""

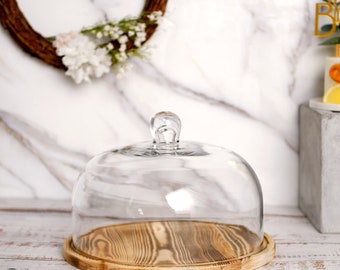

left=0, top=0, right=330, bottom=206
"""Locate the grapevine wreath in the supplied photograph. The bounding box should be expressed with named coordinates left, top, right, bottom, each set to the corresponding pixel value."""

left=0, top=0, right=168, bottom=83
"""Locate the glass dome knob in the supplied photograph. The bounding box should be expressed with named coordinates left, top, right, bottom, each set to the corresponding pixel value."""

left=150, top=111, right=181, bottom=146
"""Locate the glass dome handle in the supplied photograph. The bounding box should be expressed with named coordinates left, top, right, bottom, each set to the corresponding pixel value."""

left=150, top=112, right=181, bottom=145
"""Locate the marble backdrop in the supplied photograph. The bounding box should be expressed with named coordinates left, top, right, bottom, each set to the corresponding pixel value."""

left=0, top=0, right=330, bottom=206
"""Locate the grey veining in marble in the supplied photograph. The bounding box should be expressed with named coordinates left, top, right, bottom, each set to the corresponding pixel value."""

left=0, top=0, right=330, bottom=205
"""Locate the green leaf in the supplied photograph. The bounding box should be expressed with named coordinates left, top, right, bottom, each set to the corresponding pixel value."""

left=321, top=0, right=333, bottom=4
left=321, top=24, right=334, bottom=33
left=321, top=0, right=340, bottom=6
left=46, top=36, right=56, bottom=42
left=320, top=36, right=340, bottom=45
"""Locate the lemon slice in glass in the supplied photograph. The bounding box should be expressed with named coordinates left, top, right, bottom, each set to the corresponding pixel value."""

left=323, top=85, right=340, bottom=104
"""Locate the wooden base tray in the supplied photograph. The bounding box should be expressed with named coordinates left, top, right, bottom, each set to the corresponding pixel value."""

left=63, top=221, right=275, bottom=270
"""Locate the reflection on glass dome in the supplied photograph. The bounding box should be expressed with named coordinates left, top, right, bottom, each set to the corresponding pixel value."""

left=166, top=188, right=195, bottom=213
left=64, top=112, right=275, bottom=270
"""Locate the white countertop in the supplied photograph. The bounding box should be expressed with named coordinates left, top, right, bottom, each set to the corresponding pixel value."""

left=0, top=199, right=339, bottom=269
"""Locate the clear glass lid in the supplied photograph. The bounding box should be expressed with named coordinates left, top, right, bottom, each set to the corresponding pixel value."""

left=71, top=111, right=264, bottom=268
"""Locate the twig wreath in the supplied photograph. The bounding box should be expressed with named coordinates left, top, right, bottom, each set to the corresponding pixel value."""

left=0, top=0, right=168, bottom=83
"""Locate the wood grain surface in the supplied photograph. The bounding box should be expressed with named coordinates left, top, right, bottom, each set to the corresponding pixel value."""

left=64, top=220, right=271, bottom=269
left=1, top=199, right=340, bottom=269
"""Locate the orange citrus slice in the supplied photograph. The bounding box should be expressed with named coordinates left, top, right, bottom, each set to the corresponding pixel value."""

left=323, top=85, right=340, bottom=103
left=329, top=63, right=340, bottom=83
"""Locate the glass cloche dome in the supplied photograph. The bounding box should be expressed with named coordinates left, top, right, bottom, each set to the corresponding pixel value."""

left=63, top=112, right=275, bottom=270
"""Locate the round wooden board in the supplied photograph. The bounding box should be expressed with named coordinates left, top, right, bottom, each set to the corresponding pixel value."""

left=63, top=228, right=275, bottom=270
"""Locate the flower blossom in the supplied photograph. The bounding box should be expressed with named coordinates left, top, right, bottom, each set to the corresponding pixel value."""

left=53, top=33, right=111, bottom=83
left=147, top=11, right=163, bottom=23
left=50, top=10, right=163, bottom=83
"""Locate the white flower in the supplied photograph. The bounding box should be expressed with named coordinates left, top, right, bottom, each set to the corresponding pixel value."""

left=52, top=32, right=78, bottom=48
left=107, top=26, right=123, bottom=39
left=112, top=26, right=119, bottom=32
left=50, top=10, right=163, bottom=83
left=118, top=35, right=128, bottom=44
left=147, top=11, right=162, bottom=23
left=134, top=32, right=146, bottom=47
left=115, top=52, right=128, bottom=62
left=106, top=43, right=114, bottom=50
left=53, top=32, right=112, bottom=83
left=136, top=32, right=146, bottom=38
left=134, top=40, right=142, bottom=47
left=119, top=44, right=127, bottom=52
left=96, top=32, right=103, bottom=39
left=115, top=62, right=133, bottom=79
left=137, top=23, right=146, bottom=30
